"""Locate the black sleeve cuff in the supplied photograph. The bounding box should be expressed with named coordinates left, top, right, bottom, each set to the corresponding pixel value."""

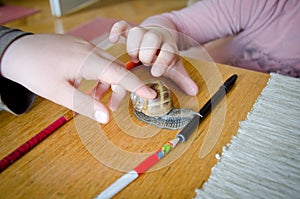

left=0, top=76, right=35, bottom=114
left=0, top=26, right=35, bottom=114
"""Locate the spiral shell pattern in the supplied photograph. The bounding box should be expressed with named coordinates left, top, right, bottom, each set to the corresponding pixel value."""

left=130, top=81, right=196, bottom=130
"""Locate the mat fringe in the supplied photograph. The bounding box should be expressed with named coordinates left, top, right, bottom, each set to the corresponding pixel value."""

left=195, top=73, right=300, bottom=199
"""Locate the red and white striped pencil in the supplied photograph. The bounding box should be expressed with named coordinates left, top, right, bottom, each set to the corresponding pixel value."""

left=95, top=138, right=180, bottom=199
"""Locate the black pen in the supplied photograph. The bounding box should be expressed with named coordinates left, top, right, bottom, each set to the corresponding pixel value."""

left=176, top=74, right=238, bottom=142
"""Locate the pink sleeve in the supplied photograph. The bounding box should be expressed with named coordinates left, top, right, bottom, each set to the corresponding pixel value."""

left=141, top=0, right=278, bottom=45
left=140, top=0, right=300, bottom=77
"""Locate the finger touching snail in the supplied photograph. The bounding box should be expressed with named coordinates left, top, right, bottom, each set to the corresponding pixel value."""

left=130, top=81, right=199, bottom=130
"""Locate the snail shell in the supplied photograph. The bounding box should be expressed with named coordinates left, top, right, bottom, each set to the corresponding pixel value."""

left=130, top=80, right=198, bottom=130
left=130, top=81, right=173, bottom=117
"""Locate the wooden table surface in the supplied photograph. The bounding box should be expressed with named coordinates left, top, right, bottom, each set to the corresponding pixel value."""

left=0, top=0, right=270, bottom=198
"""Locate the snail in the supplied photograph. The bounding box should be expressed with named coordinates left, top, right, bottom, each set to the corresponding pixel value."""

left=130, top=81, right=198, bottom=130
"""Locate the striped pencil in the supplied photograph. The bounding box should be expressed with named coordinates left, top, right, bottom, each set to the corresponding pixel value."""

left=95, top=138, right=180, bottom=199
left=0, top=110, right=74, bottom=173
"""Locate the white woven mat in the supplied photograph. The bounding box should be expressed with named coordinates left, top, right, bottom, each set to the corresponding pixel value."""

left=195, top=73, right=300, bottom=199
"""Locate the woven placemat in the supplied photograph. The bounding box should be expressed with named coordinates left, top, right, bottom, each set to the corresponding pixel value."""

left=195, top=73, right=300, bottom=199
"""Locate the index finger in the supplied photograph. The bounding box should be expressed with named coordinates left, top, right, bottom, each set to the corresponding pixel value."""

left=100, top=64, right=157, bottom=99
left=109, top=20, right=132, bottom=43
left=80, top=48, right=156, bottom=99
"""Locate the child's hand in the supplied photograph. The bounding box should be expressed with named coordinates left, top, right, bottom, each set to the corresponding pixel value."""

left=109, top=20, right=198, bottom=96
left=1, top=34, right=156, bottom=123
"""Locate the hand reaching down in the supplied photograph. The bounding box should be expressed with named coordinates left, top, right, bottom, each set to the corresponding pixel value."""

left=1, top=34, right=156, bottom=123
left=109, top=20, right=198, bottom=96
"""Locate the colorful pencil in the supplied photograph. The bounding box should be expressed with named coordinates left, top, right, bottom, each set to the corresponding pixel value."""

left=95, top=138, right=180, bottom=199
left=0, top=110, right=74, bottom=173
left=125, top=60, right=141, bottom=70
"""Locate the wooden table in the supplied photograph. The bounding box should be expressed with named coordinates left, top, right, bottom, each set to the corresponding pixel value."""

left=0, top=0, right=270, bottom=198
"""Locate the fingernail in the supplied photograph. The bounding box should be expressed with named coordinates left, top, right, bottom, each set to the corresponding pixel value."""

left=109, top=34, right=117, bottom=42
left=131, top=57, right=139, bottom=63
left=94, top=111, right=108, bottom=123
left=135, top=86, right=157, bottom=99
left=186, top=81, right=199, bottom=96
left=149, top=88, right=157, bottom=98
left=152, top=66, right=164, bottom=77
